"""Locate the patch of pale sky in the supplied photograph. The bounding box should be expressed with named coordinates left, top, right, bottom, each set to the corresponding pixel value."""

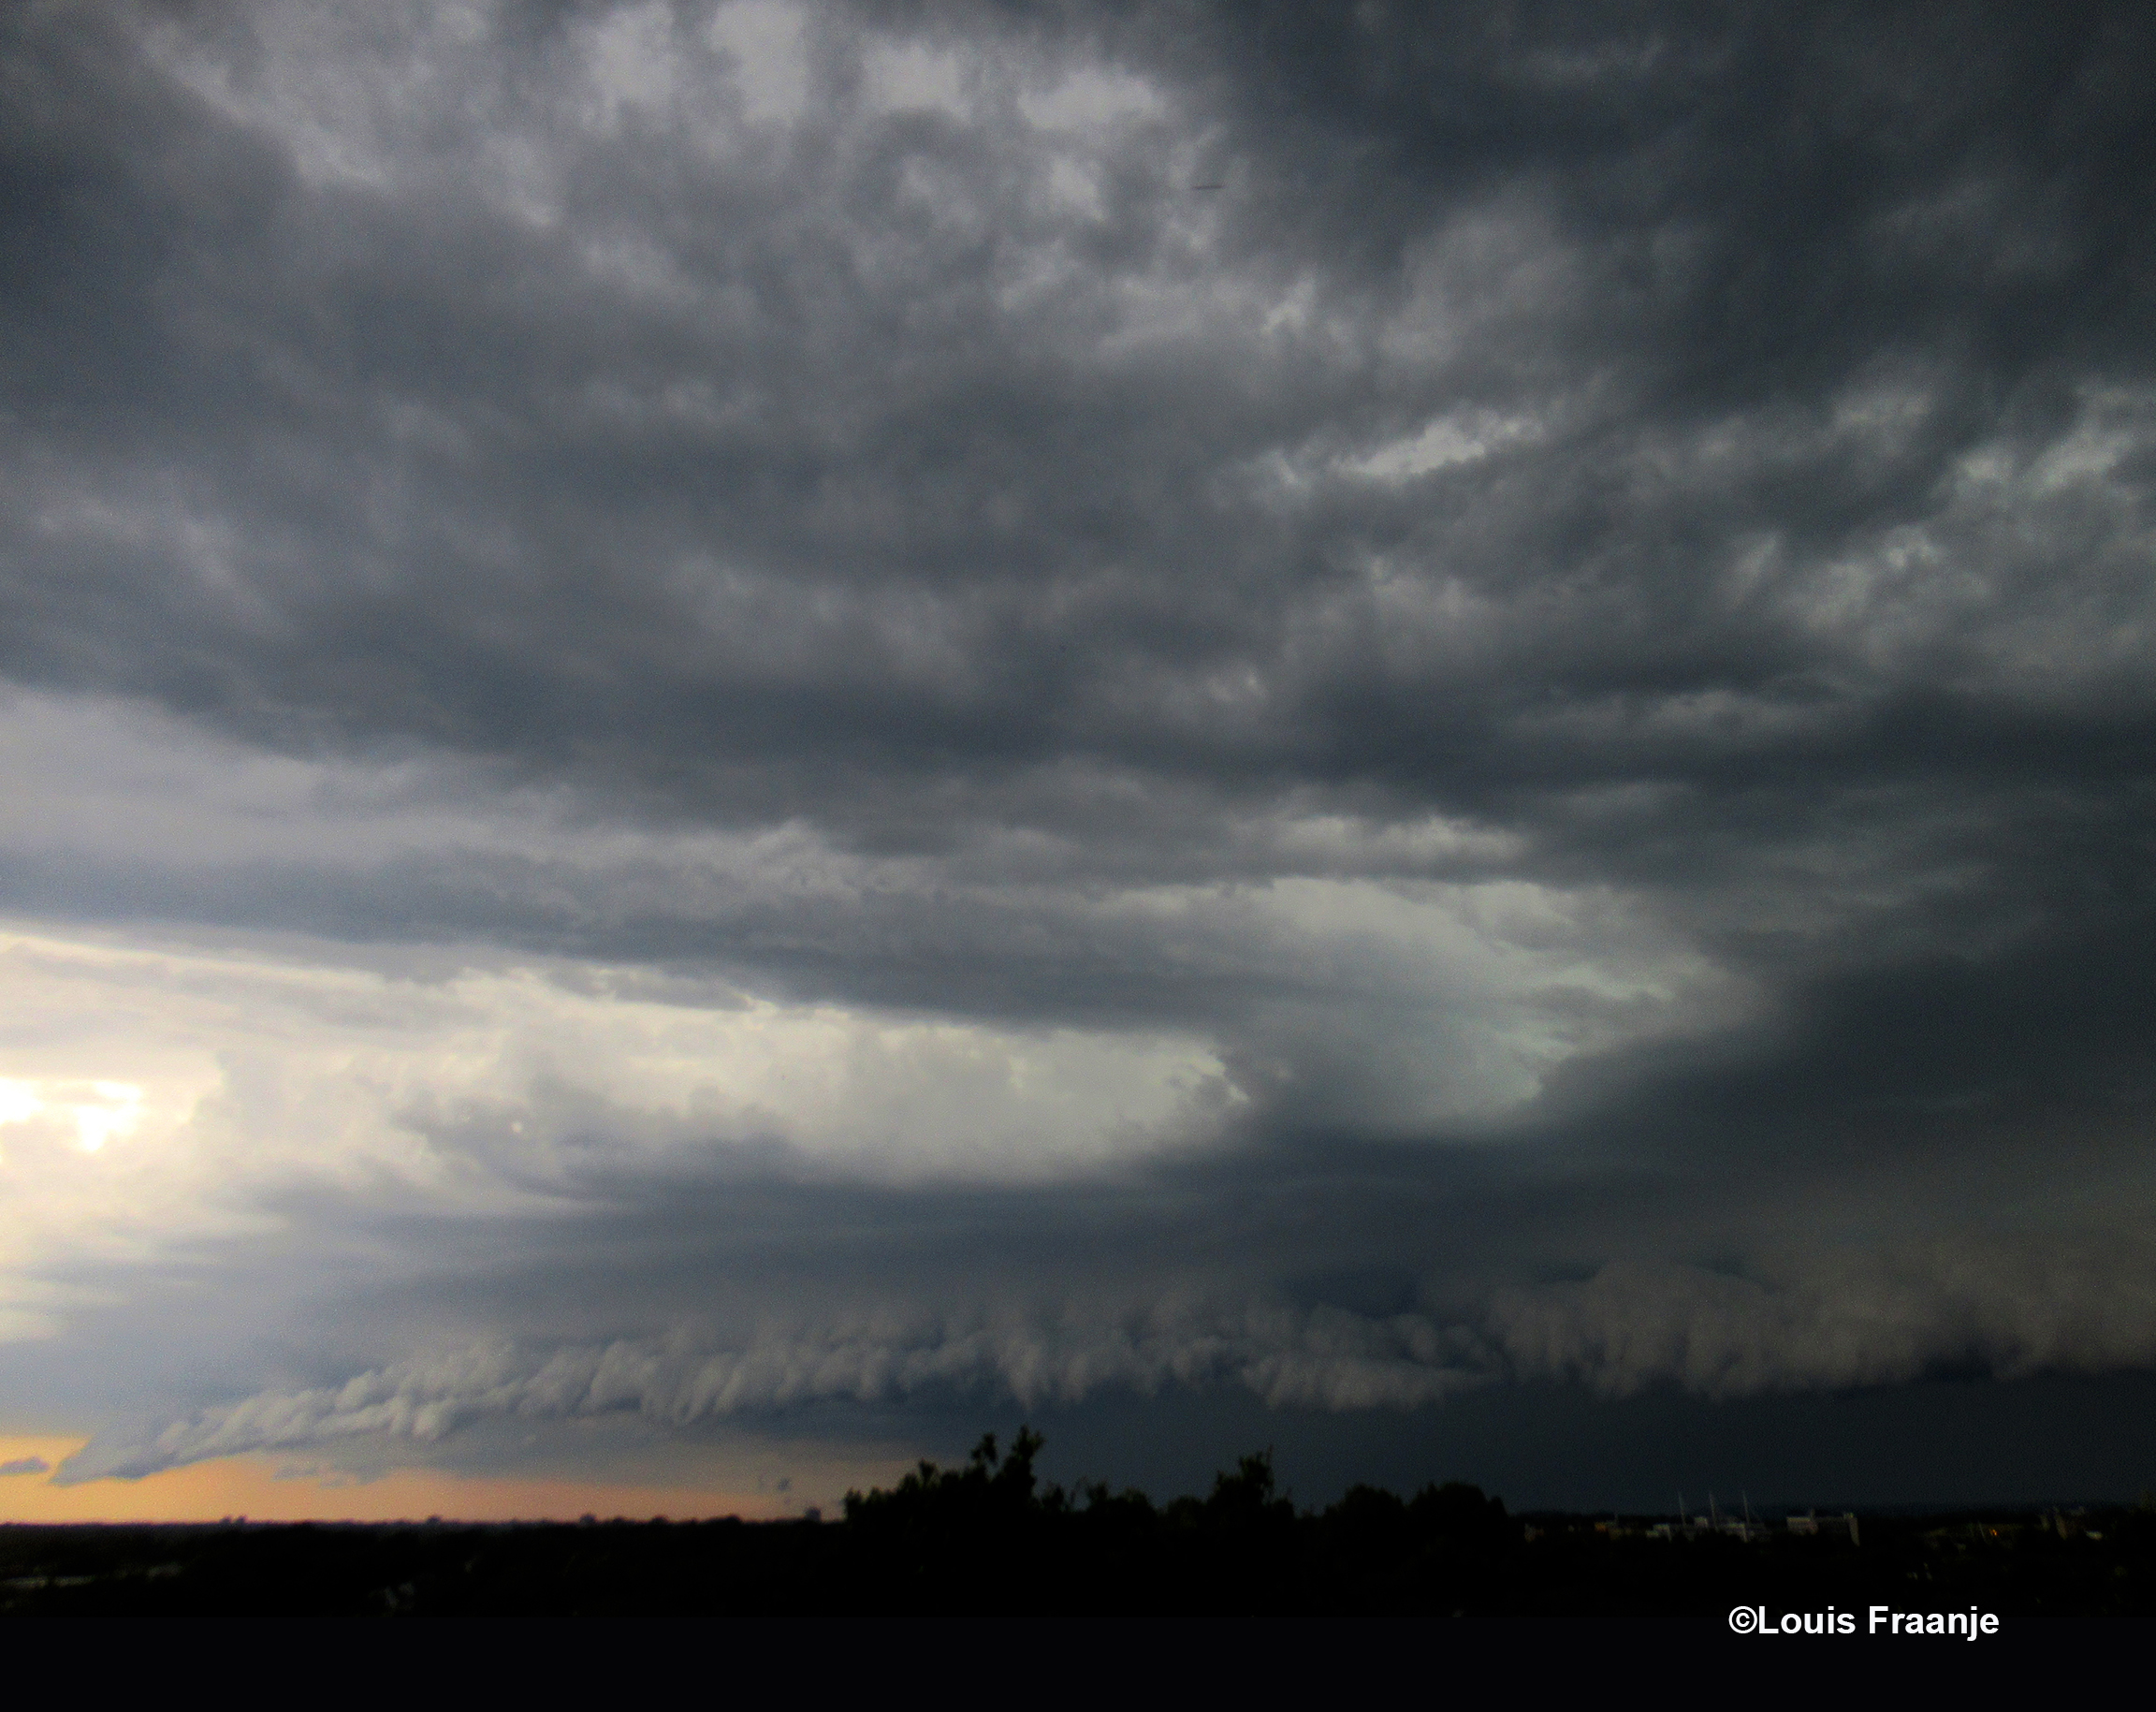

left=1377, top=198, right=1583, bottom=370
left=1018, top=65, right=1165, bottom=132
left=707, top=0, right=808, bottom=126
left=859, top=37, right=970, bottom=121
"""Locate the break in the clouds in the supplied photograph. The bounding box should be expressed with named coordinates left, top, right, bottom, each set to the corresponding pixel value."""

left=2, top=2, right=2153, bottom=1502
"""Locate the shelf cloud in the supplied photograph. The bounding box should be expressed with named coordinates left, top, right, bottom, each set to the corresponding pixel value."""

left=3, top=1, right=2152, bottom=1506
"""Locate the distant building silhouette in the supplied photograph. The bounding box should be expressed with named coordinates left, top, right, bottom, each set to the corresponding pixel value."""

left=1787, top=1510, right=1860, bottom=1545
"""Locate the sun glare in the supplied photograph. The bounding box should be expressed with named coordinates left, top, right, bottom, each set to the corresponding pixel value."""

left=72, top=1083, right=143, bottom=1152
left=0, top=1076, right=146, bottom=1152
left=0, top=1079, right=43, bottom=1125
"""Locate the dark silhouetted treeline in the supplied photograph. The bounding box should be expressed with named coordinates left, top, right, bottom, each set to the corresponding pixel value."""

left=4, top=1430, right=2152, bottom=1618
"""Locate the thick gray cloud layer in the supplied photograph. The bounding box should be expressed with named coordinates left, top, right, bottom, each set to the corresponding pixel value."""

left=66, top=1228, right=2156, bottom=1484
left=3, top=2, right=2153, bottom=1498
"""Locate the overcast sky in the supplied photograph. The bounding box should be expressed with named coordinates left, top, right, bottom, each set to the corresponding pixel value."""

left=3, top=0, right=2153, bottom=1517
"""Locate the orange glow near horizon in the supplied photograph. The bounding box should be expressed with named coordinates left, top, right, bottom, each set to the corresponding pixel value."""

left=0, top=1437, right=814, bottom=1524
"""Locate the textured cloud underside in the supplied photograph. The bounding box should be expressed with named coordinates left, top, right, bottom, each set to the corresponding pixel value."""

left=66, top=1229, right=2156, bottom=1484
left=4, top=2, right=2154, bottom=1487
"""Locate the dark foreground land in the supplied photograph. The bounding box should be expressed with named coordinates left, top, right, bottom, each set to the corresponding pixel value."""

left=4, top=1433, right=2151, bottom=1619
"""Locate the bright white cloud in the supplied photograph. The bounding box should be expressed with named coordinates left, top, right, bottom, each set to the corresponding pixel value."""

left=0, top=688, right=1737, bottom=1149
left=0, top=919, right=1240, bottom=1293
left=1342, top=409, right=1546, bottom=481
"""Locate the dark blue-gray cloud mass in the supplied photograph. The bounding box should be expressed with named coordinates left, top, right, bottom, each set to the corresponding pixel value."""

left=3, top=0, right=2153, bottom=1505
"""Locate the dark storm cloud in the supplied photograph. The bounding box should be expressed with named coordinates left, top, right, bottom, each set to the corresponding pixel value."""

left=3, top=2, right=2147, bottom=950
left=7, top=3, right=2141, bottom=816
left=5, top=1, right=2156, bottom=1492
